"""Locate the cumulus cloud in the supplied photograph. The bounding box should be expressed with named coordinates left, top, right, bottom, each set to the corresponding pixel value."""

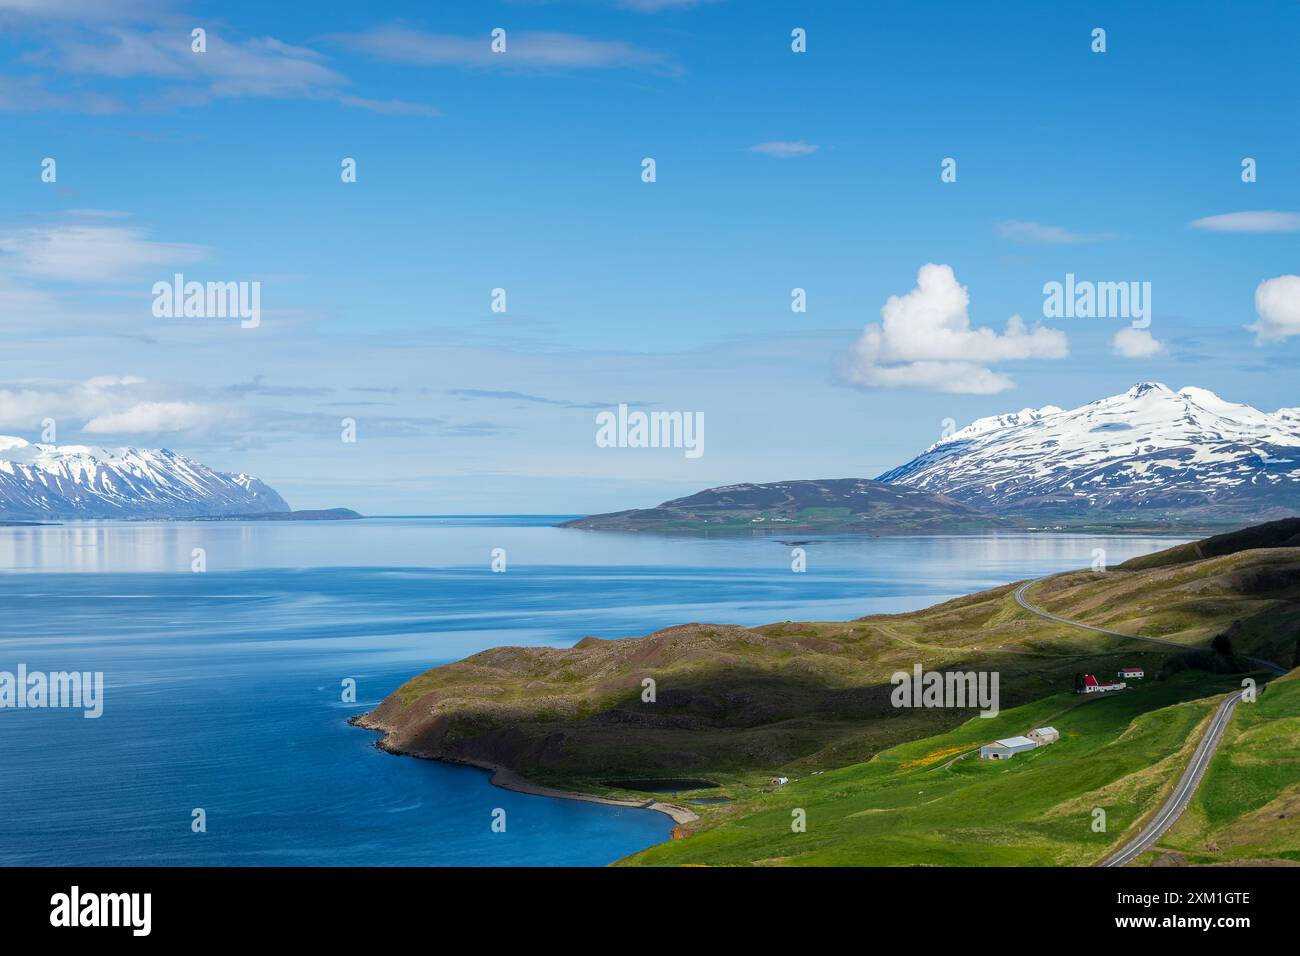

left=1249, top=274, right=1300, bottom=343
left=746, top=140, right=818, bottom=158
left=1112, top=327, right=1165, bottom=358
left=1190, top=211, right=1300, bottom=233
left=0, top=220, right=206, bottom=283
left=996, top=220, right=1118, bottom=244
left=841, top=263, right=1069, bottom=395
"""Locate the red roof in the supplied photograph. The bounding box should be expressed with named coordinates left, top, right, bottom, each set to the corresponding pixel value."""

left=1084, top=674, right=1099, bottom=686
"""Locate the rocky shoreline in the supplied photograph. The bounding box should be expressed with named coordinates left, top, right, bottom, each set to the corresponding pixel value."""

left=349, top=713, right=699, bottom=826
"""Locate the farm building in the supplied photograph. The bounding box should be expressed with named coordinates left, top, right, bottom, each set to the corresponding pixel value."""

left=1078, top=674, right=1127, bottom=695
left=1028, top=727, right=1059, bottom=745
left=979, top=736, right=1038, bottom=760
left=1118, top=667, right=1144, bottom=679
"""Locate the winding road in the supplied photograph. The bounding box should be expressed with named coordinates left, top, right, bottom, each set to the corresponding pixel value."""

left=1012, top=577, right=1286, bottom=867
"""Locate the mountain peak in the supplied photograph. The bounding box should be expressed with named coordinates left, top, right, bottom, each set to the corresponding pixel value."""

left=1124, top=382, right=1173, bottom=399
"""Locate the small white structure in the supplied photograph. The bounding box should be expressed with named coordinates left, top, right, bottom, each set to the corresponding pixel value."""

left=770, top=776, right=789, bottom=786
left=979, top=736, right=1038, bottom=760
left=1028, top=726, right=1060, bottom=745
left=1118, top=667, right=1144, bottom=679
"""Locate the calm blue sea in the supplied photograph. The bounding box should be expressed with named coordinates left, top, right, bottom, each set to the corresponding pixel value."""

left=0, top=517, right=1187, bottom=866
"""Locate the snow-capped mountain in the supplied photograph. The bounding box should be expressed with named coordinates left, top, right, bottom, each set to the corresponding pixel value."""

left=878, top=383, right=1300, bottom=521
left=0, top=437, right=289, bottom=519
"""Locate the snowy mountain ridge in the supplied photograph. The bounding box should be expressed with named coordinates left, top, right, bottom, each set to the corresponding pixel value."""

left=0, top=437, right=289, bottom=519
left=880, top=383, right=1300, bottom=520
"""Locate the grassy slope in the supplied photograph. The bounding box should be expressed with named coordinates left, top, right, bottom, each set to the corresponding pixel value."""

left=1117, top=517, right=1300, bottom=572
left=622, top=672, right=1246, bottom=866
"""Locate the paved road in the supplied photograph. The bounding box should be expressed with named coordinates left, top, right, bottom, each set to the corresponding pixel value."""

left=1099, top=689, right=1242, bottom=866
left=1012, top=577, right=1286, bottom=867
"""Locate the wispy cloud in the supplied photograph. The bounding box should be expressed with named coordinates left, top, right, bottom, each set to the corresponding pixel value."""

left=746, top=140, right=818, bottom=158
left=338, top=94, right=440, bottom=116
left=448, top=388, right=641, bottom=410
left=0, top=0, right=165, bottom=19
left=0, top=217, right=206, bottom=283
left=1190, top=211, right=1300, bottom=234
left=996, top=220, right=1118, bottom=245
left=331, top=25, right=676, bottom=73
left=0, top=14, right=438, bottom=115
left=0, top=75, right=125, bottom=114
left=617, top=0, right=722, bottom=10
left=225, top=376, right=333, bottom=398
left=46, top=29, right=346, bottom=101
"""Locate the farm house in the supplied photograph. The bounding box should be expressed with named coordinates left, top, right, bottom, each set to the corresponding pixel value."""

left=1118, top=667, right=1144, bottom=679
left=1078, top=674, right=1127, bottom=695
left=979, top=736, right=1038, bottom=760
left=1028, top=727, right=1059, bottom=745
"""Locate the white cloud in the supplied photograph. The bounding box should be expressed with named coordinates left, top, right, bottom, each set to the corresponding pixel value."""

left=1190, top=211, right=1300, bottom=233
left=996, top=220, right=1118, bottom=244
left=1249, top=274, right=1300, bottom=343
left=83, top=401, right=215, bottom=434
left=1112, top=327, right=1164, bottom=358
left=746, top=140, right=819, bottom=158
left=0, top=221, right=206, bottom=283
left=842, top=263, right=1068, bottom=395
left=331, top=26, right=674, bottom=73
left=0, top=376, right=225, bottom=436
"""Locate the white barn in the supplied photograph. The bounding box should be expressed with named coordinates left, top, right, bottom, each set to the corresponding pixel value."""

left=1028, top=727, right=1059, bottom=745
left=979, top=736, right=1038, bottom=760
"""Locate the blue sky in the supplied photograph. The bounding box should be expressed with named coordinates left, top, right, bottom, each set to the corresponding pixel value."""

left=1, top=0, right=1298, bottom=512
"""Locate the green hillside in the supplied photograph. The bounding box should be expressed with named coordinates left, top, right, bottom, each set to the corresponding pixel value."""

left=1143, top=670, right=1300, bottom=865
left=622, top=672, right=1247, bottom=866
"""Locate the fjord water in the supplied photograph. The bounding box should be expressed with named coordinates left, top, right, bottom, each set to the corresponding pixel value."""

left=0, top=517, right=1188, bottom=866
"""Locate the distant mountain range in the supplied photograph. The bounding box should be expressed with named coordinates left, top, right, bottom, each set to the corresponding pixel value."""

left=567, top=384, right=1300, bottom=533
left=0, top=436, right=289, bottom=519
